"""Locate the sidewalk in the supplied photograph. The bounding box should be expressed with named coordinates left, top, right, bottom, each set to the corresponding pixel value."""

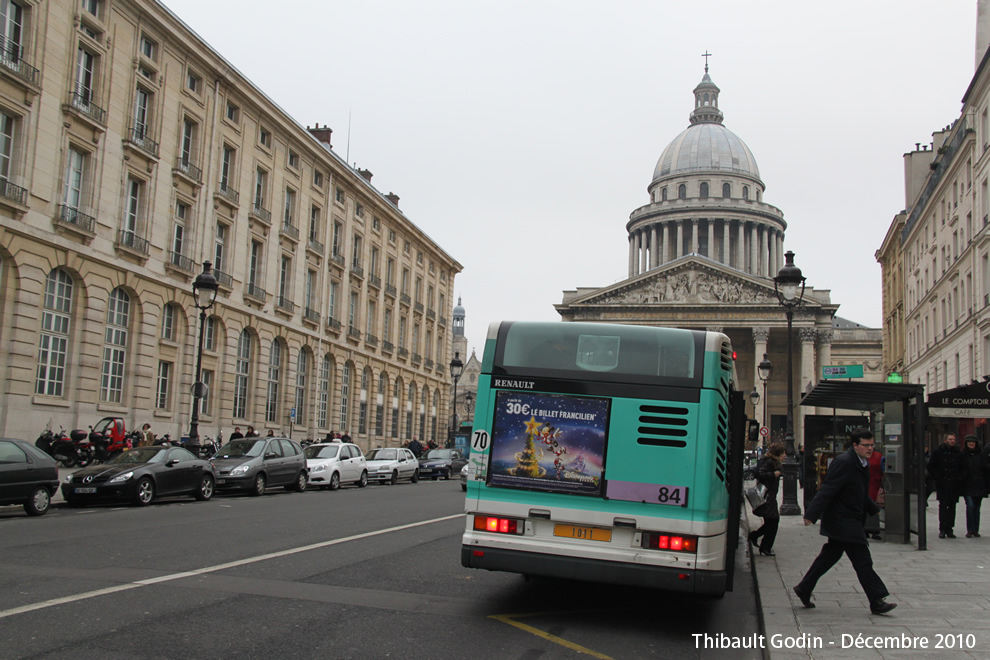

left=746, top=491, right=990, bottom=660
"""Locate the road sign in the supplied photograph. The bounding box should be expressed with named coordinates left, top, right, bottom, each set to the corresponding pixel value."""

left=823, top=365, right=864, bottom=379
left=759, top=426, right=769, bottom=437
left=290, top=407, right=296, bottom=420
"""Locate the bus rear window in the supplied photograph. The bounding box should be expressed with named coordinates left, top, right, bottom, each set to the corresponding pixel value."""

left=499, top=322, right=697, bottom=379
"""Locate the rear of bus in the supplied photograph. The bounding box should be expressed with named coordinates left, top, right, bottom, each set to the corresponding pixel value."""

left=461, top=321, right=740, bottom=596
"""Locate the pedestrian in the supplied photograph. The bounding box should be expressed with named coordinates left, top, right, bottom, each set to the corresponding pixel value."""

left=961, top=435, right=988, bottom=538
left=138, top=423, right=155, bottom=447
left=793, top=428, right=896, bottom=615
left=325, top=431, right=334, bottom=443
left=245, top=425, right=259, bottom=438
left=795, top=444, right=804, bottom=488
left=230, top=427, right=244, bottom=441
left=266, top=429, right=275, bottom=437
left=341, top=431, right=351, bottom=443
left=865, top=440, right=884, bottom=540
left=928, top=433, right=964, bottom=538
left=749, top=443, right=784, bottom=557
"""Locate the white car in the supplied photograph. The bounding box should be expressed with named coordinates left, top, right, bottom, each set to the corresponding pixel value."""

left=304, top=443, right=368, bottom=490
left=365, top=447, right=420, bottom=485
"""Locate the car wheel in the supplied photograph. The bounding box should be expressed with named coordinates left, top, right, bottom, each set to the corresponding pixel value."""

left=195, top=474, right=215, bottom=501
left=24, top=487, right=51, bottom=516
left=443, top=469, right=451, bottom=481
left=411, top=470, right=419, bottom=484
left=133, top=477, right=155, bottom=506
left=358, top=470, right=368, bottom=488
left=250, top=473, right=266, bottom=497
left=328, top=472, right=340, bottom=491
left=389, top=470, right=398, bottom=485
left=293, top=471, right=307, bottom=492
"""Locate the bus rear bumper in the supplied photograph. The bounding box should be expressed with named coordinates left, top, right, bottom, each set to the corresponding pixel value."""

left=461, top=545, right=727, bottom=596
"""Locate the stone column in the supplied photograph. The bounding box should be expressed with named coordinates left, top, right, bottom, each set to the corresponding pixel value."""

left=748, top=224, right=758, bottom=275
left=640, top=229, right=648, bottom=275
left=722, top=219, right=731, bottom=266
left=662, top=223, right=670, bottom=264
left=769, top=229, right=778, bottom=278
left=736, top=220, right=746, bottom=270
left=651, top=224, right=660, bottom=269
left=676, top=221, right=685, bottom=259
left=628, top=235, right=636, bottom=278
left=753, top=327, right=770, bottom=429
left=796, top=327, right=818, bottom=449
left=815, top=329, right=833, bottom=415
left=777, top=234, right=785, bottom=273
left=690, top=219, right=699, bottom=254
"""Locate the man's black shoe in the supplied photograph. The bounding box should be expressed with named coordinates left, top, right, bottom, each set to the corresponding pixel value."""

left=939, top=532, right=947, bottom=539
left=870, top=599, right=897, bottom=615
left=946, top=532, right=957, bottom=538
left=792, top=586, right=815, bottom=608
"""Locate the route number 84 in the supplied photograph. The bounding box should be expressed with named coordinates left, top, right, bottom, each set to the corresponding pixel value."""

left=471, top=430, right=490, bottom=452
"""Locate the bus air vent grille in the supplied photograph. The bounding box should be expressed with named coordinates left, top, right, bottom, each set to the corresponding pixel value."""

left=636, top=405, right=689, bottom=448
left=714, top=401, right=729, bottom=483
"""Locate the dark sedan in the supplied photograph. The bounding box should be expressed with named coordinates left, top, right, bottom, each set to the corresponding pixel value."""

left=417, top=448, right=468, bottom=480
left=0, top=438, right=60, bottom=516
left=61, top=446, right=216, bottom=507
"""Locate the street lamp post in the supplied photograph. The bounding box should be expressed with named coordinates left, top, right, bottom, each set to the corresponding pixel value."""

left=773, top=250, right=806, bottom=516
left=449, top=351, right=464, bottom=445
left=187, top=261, right=219, bottom=453
left=464, top=391, right=475, bottom=427
left=758, top=353, right=773, bottom=449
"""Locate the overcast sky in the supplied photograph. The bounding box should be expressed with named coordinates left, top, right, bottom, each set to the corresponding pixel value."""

left=162, top=0, right=978, bottom=357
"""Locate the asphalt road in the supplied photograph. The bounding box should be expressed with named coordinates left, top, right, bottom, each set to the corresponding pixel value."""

left=0, top=478, right=761, bottom=659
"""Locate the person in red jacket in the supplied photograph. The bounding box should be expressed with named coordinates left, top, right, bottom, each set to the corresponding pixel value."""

left=865, top=446, right=884, bottom=540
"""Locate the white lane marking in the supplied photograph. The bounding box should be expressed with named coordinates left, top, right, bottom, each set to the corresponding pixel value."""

left=0, top=513, right=464, bottom=620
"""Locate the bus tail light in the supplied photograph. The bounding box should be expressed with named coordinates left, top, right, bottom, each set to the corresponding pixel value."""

left=474, top=515, right=524, bottom=535
left=641, top=532, right=697, bottom=553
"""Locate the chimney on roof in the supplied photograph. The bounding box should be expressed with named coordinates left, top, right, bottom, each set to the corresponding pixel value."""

left=308, top=124, right=333, bottom=148
left=357, top=168, right=373, bottom=182
left=385, top=192, right=400, bottom=208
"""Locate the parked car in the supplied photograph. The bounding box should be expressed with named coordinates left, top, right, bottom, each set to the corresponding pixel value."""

left=365, top=447, right=419, bottom=485
left=460, top=463, right=468, bottom=492
left=61, top=446, right=215, bottom=507
left=0, top=438, right=60, bottom=516
left=305, top=443, right=368, bottom=490
left=418, top=448, right=468, bottom=481
left=211, top=437, right=307, bottom=496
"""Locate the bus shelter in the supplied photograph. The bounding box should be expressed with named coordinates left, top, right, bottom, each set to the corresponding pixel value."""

left=799, top=381, right=928, bottom=550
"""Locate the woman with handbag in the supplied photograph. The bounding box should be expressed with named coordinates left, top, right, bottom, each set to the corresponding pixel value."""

left=749, top=443, right=785, bottom=556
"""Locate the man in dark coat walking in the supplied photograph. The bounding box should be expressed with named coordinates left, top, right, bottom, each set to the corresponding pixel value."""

left=793, top=429, right=896, bottom=615
left=928, top=433, right=963, bottom=538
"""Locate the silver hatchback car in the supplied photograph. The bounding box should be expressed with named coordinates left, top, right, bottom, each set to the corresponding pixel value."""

left=304, top=443, right=368, bottom=490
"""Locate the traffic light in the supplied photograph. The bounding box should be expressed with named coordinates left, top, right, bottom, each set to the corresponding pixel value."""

left=747, top=419, right=759, bottom=445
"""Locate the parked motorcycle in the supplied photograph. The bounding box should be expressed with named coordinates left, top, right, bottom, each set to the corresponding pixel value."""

left=196, top=431, right=222, bottom=459
left=35, top=426, right=87, bottom=467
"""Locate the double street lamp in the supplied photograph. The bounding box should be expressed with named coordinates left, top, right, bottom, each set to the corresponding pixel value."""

left=773, top=250, right=806, bottom=516
left=187, top=261, right=219, bottom=452
left=449, top=351, right=464, bottom=444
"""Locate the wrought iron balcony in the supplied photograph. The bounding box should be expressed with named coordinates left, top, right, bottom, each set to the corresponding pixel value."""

left=68, top=90, right=107, bottom=125
left=0, top=178, right=27, bottom=205
left=249, top=201, right=271, bottom=225
left=214, top=268, right=233, bottom=288
left=245, top=282, right=268, bottom=303
left=168, top=251, right=196, bottom=273
left=304, top=307, right=320, bottom=324
left=0, top=38, right=39, bottom=86
left=117, top=229, right=150, bottom=255
left=400, top=293, right=411, bottom=306
left=368, top=274, right=381, bottom=289
left=216, top=181, right=239, bottom=205
left=439, top=315, right=447, bottom=327
left=276, top=296, right=296, bottom=313
left=414, top=302, right=424, bottom=314
left=424, top=358, right=434, bottom=369
left=382, top=340, right=394, bottom=353
left=365, top=334, right=378, bottom=347
left=350, top=262, right=363, bottom=278
left=426, top=309, right=436, bottom=320
left=127, top=123, right=159, bottom=157
left=436, top=364, right=446, bottom=376
left=55, top=204, right=95, bottom=234
left=331, top=252, right=345, bottom=267
left=327, top=317, right=342, bottom=331
left=397, top=347, right=409, bottom=358
left=280, top=221, right=299, bottom=242
left=385, top=284, right=397, bottom=297
left=307, top=238, right=324, bottom=255
left=411, top=353, right=422, bottom=365
left=174, top=158, right=202, bottom=183
left=347, top=326, right=362, bottom=340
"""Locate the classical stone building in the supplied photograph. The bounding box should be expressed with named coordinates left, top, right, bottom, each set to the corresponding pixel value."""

left=557, top=66, right=882, bottom=443
left=0, top=0, right=461, bottom=449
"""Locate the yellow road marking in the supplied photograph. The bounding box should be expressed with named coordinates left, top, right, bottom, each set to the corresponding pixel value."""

left=489, top=613, right=613, bottom=659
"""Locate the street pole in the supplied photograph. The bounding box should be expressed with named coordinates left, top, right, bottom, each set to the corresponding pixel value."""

left=187, top=262, right=218, bottom=453
left=774, top=251, right=805, bottom=517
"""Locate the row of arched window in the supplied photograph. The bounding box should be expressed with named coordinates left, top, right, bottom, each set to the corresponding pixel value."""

left=658, top=182, right=757, bottom=203
left=32, top=267, right=443, bottom=442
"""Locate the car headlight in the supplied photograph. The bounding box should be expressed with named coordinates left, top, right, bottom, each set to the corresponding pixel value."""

left=231, top=465, right=251, bottom=476
left=63, top=474, right=74, bottom=484
left=109, top=471, right=134, bottom=483
left=310, top=464, right=326, bottom=473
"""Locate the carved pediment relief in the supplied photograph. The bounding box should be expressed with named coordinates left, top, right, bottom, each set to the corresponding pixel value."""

left=582, top=266, right=781, bottom=306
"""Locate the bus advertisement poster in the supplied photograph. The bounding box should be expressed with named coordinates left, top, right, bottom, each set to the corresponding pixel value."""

left=488, top=391, right=609, bottom=496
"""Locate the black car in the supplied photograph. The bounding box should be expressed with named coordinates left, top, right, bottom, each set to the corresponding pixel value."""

left=0, top=438, right=60, bottom=516
left=61, top=446, right=216, bottom=507
left=211, top=437, right=308, bottom=496
left=418, top=448, right=468, bottom=480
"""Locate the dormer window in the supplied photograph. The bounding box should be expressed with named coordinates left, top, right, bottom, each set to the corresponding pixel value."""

left=743, top=186, right=750, bottom=200
left=661, top=187, right=668, bottom=201
left=722, top=183, right=731, bottom=198
left=700, top=182, right=709, bottom=199
left=678, top=184, right=687, bottom=200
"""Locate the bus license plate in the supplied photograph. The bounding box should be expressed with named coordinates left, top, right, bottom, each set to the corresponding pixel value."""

left=554, top=524, right=612, bottom=542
